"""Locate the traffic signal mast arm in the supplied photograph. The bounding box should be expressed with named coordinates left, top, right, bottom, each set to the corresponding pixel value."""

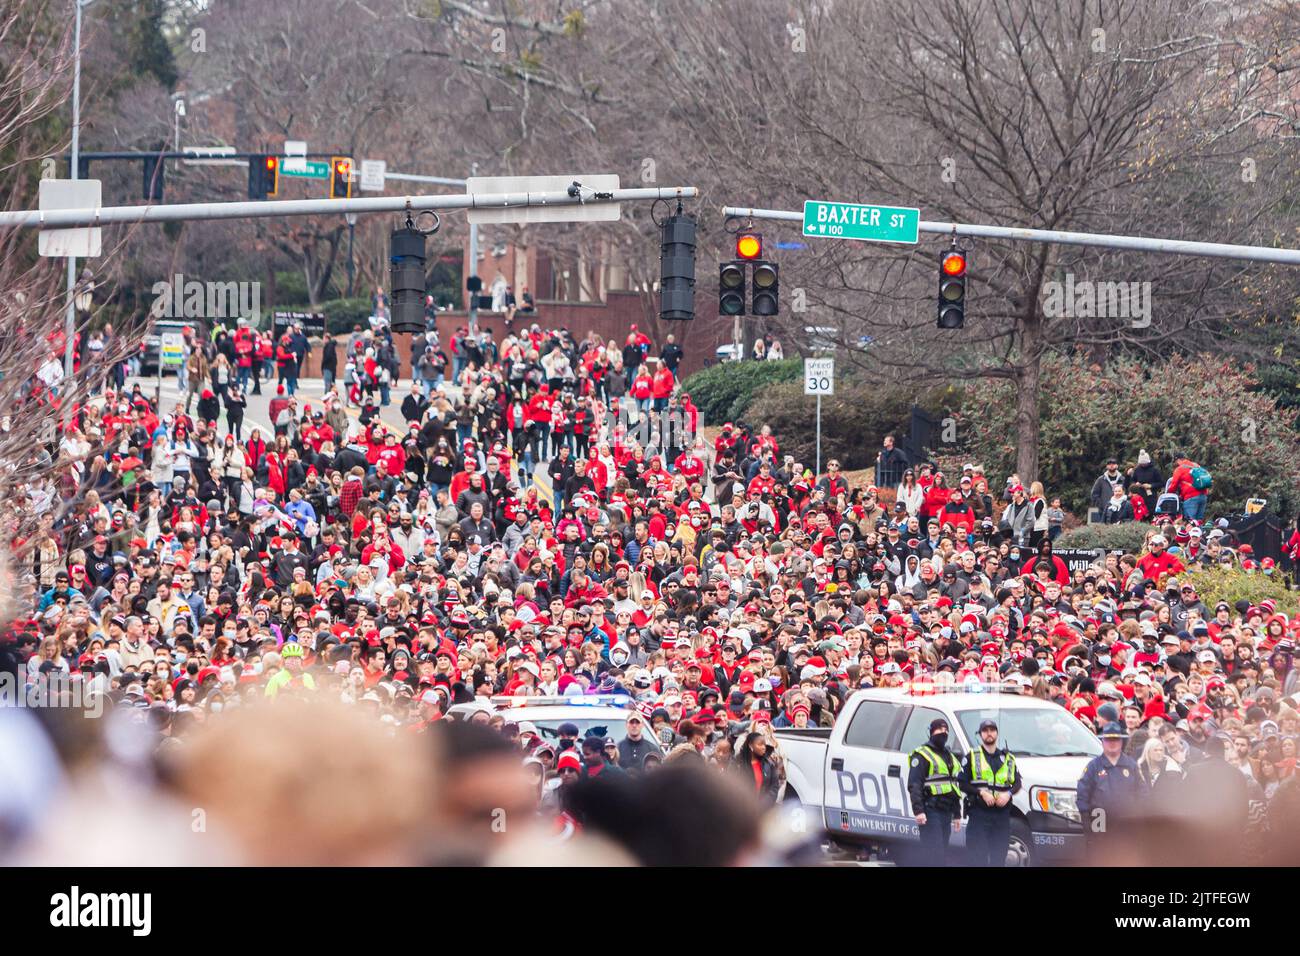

left=6, top=186, right=698, bottom=228
left=722, top=205, right=1300, bottom=267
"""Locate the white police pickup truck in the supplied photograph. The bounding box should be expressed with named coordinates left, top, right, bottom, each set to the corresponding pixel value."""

left=775, top=685, right=1101, bottom=865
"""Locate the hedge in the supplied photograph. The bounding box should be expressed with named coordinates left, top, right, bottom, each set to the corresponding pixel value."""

left=743, top=380, right=916, bottom=471
left=949, top=352, right=1300, bottom=518
left=1177, top=566, right=1298, bottom=616
left=1054, top=522, right=1158, bottom=554
left=680, top=359, right=802, bottom=426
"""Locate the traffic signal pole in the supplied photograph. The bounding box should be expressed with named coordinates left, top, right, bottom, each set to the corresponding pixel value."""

left=6, top=186, right=698, bottom=229
left=721, top=205, right=1300, bottom=266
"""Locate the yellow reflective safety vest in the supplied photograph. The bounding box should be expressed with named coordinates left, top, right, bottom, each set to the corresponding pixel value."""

left=970, top=747, right=1016, bottom=791
left=912, top=744, right=961, bottom=796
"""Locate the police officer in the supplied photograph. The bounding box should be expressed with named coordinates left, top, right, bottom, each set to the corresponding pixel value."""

left=908, top=717, right=963, bottom=865
left=1075, top=722, right=1143, bottom=862
left=958, top=718, right=1021, bottom=866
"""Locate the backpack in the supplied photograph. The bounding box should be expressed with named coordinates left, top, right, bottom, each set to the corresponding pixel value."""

left=1190, top=465, right=1212, bottom=491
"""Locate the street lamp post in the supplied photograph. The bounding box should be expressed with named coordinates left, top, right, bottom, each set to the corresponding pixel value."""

left=64, top=0, right=94, bottom=384
left=345, top=212, right=357, bottom=300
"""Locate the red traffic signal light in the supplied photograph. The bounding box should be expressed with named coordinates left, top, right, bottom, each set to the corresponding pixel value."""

left=330, top=156, right=353, bottom=199
left=736, top=233, right=762, bottom=260
left=941, top=251, right=966, bottom=276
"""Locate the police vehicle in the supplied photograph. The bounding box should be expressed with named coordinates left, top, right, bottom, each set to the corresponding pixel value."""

left=447, top=694, right=653, bottom=748
left=775, top=684, right=1101, bottom=865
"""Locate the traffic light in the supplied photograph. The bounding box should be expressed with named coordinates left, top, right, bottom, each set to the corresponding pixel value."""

left=142, top=154, right=165, bottom=202
left=719, top=261, right=746, bottom=316
left=938, top=249, right=967, bottom=329
left=330, top=156, right=353, bottom=199
left=248, top=154, right=278, bottom=200
left=659, top=211, right=696, bottom=321
left=389, top=224, right=427, bottom=333
left=752, top=260, right=778, bottom=315
left=735, top=232, right=762, bottom=260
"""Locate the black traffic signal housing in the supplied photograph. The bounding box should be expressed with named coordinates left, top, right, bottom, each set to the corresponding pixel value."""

left=389, top=224, right=427, bottom=333
left=938, top=249, right=967, bottom=329
left=752, top=260, right=779, bottom=315
left=659, top=211, right=696, bottom=321
left=142, top=152, right=165, bottom=202
left=719, top=261, right=746, bottom=316
left=248, top=154, right=279, bottom=200
left=330, top=156, right=353, bottom=199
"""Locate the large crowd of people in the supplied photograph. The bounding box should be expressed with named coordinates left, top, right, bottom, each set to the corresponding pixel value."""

left=4, top=312, right=1300, bottom=867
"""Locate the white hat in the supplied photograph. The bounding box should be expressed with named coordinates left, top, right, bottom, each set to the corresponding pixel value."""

left=1197, top=650, right=1217, bottom=663
left=518, top=661, right=540, bottom=678
left=800, top=664, right=826, bottom=681
left=753, top=678, right=773, bottom=693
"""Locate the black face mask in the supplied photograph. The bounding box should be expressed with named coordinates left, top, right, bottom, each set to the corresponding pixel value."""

left=931, top=732, right=949, bottom=749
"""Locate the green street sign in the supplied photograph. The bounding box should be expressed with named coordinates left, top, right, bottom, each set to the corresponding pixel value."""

left=802, top=199, right=920, bottom=245
left=281, top=159, right=329, bottom=179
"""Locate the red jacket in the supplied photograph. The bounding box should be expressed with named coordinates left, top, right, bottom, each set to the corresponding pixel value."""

left=525, top=392, right=554, bottom=425
left=937, top=504, right=975, bottom=535
left=923, top=484, right=952, bottom=518
left=1137, top=550, right=1185, bottom=581
left=651, top=367, right=675, bottom=399
left=674, top=453, right=706, bottom=482
left=1168, top=463, right=1204, bottom=501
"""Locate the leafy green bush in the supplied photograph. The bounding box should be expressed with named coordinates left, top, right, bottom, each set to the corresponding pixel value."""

left=1055, top=522, right=1156, bottom=554
left=951, top=353, right=1300, bottom=518
left=680, top=359, right=802, bottom=425
left=743, top=380, right=915, bottom=471
left=1178, top=566, right=1298, bottom=616
left=273, top=270, right=310, bottom=303
left=319, top=298, right=373, bottom=335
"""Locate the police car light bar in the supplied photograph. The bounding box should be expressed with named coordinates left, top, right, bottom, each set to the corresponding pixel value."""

left=489, top=695, right=634, bottom=708
left=899, top=681, right=1013, bottom=696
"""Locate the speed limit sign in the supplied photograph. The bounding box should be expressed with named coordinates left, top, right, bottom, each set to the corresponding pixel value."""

left=804, top=357, right=834, bottom=395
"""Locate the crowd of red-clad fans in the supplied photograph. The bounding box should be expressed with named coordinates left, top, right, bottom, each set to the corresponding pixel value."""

left=5, top=318, right=1300, bottom=864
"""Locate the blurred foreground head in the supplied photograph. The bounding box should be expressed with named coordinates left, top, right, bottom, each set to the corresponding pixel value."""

left=162, top=699, right=441, bottom=865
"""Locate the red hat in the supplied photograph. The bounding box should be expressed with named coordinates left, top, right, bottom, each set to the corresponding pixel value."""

left=737, top=672, right=756, bottom=691
left=1142, top=699, right=1170, bottom=722
left=556, top=751, right=582, bottom=773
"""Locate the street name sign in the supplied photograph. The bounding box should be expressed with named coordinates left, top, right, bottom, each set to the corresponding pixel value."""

left=281, top=160, right=329, bottom=179
left=802, top=199, right=920, bottom=244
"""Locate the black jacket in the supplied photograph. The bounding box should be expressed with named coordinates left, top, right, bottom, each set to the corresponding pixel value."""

left=735, top=751, right=781, bottom=803
left=907, top=735, right=963, bottom=814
